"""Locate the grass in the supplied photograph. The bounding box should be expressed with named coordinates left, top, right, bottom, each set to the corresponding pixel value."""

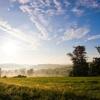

left=0, top=77, right=100, bottom=100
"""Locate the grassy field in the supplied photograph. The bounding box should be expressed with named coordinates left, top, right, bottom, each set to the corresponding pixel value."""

left=0, top=77, right=100, bottom=100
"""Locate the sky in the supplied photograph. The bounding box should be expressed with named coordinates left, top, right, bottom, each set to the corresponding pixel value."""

left=0, top=0, right=100, bottom=65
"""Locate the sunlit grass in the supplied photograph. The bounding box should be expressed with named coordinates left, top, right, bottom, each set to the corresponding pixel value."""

left=0, top=77, right=100, bottom=100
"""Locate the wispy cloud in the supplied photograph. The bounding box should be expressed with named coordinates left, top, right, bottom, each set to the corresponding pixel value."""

left=20, top=5, right=32, bottom=14
left=20, top=5, right=49, bottom=40
left=63, top=25, right=90, bottom=40
left=72, top=7, right=84, bottom=16
left=56, top=25, right=90, bottom=45
left=10, top=0, right=30, bottom=4
left=18, top=0, right=30, bottom=4
left=9, top=0, right=100, bottom=44
left=10, top=0, right=67, bottom=40
left=87, top=35, right=100, bottom=40
left=77, top=0, right=100, bottom=9
left=53, top=0, right=64, bottom=14
left=0, top=20, right=39, bottom=49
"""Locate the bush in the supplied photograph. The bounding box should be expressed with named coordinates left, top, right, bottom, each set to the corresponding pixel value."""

left=2, top=76, right=7, bottom=78
left=14, top=75, right=27, bottom=78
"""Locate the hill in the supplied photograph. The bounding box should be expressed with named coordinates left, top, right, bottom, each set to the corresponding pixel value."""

left=0, top=64, right=72, bottom=77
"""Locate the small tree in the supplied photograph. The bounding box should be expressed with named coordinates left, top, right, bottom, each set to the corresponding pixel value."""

left=67, top=46, right=89, bottom=76
left=27, top=68, right=34, bottom=76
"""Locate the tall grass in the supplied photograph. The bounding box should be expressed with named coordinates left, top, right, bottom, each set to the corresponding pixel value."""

left=0, top=77, right=100, bottom=100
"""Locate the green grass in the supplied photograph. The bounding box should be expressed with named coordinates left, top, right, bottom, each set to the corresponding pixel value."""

left=0, top=77, right=100, bottom=100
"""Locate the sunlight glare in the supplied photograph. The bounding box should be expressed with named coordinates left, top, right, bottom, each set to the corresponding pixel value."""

left=2, top=40, right=19, bottom=57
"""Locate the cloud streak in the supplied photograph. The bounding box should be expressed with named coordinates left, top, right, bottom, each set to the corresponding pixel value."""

left=0, top=20, right=39, bottom=49
left=10, top=0, right=30, bottom=4
left=87, top=35, right=100, bottom=40
left=63, top=25, right=90, bottom=40
left=55, top=25, right=90, bottom=45
left=77, top=0, right=100, bottom=9
left=20, top=5, right=49, bottom=40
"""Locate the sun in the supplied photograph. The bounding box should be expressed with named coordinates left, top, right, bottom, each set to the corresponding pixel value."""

left=2, top=40, right=19, bottom=57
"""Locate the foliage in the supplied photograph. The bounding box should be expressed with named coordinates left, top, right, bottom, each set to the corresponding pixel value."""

left=34, top=66, right=72, bottom=76
left=89, top=58, right=100, bottom=76
left=14, top=75, right=27, bottom=78
left=67, top=46, right=89, bottom=76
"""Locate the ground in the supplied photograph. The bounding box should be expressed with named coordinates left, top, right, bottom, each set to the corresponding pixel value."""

left=0, top=77, right=100, bottom=100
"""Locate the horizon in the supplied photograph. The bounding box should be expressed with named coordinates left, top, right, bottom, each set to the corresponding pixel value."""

left=0, top=63, right=72, bottom=71
left=0, top=0, right=100, bottom=65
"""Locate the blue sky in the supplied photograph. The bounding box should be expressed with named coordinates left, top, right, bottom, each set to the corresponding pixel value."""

left=0, top=0, right=100, bottom=64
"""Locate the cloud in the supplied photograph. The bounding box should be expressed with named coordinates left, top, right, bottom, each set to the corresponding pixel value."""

left=9, top=0, right=73, bottom=41
left=53, top=0, right=63, bottom=14
left=20, top=5, right=32, bottom=14
left=56, top=26, right=90, bottom=44
left=87, top=35, right=100, bottom=40
left=20, top=5, right=49, bottom=40
left=10, top=0, right=30, bottom=4
left=63, top=25, right=90, bottom=40
left=10, top=0, right=66, bottom=40
left=9, top=0, right=100, bottom=44
left=0, top=20, right=40, bottom=49
left=72, top=7, right=84, bottom=16
left=30, top=15, right=49, bottom=40
left=77, top=0, right=100, bottom=9
left=54, top=25, right=90, bottom=45
left=18, top=0, right=30, bottom=4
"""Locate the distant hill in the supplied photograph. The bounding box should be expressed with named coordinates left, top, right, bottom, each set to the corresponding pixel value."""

left=0, top=64, right=72, bottom=70
left=0, top=64, right=72, bottom=77
left=34, top=64, right=72, bottom=70
left=0, top=64, right=30, bottom=70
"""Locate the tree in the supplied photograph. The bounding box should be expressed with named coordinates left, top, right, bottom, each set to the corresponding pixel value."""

left=0, top=68, right=1, bottom=77
left=67, top=46, right=89, bottom=76
left=89, top=58, right=100, bottom=76
left=27, top=68, right=34, bottom=76
left=19, top=69, right=26, bottom=76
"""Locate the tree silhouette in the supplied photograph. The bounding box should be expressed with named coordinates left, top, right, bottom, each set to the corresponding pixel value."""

left=89, top=47, right=100, bottom=76
left=0, top=68, right=1, bottom=77
left=67, top=46, right=89, bottom=76
left=89, top=58, right=100, bottom=76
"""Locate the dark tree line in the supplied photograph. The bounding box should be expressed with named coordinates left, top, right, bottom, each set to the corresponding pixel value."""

left=89, top=58, right=100, bottom=76
left=68, top=46, right=100, bottom=76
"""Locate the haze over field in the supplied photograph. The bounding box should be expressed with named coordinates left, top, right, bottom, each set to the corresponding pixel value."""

left=0, top=0, right=100, bottom=66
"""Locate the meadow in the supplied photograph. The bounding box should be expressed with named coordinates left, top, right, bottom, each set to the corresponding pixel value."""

left=0, top=77, right=100, bottom=100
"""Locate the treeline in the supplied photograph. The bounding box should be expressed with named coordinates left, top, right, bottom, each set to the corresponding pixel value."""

left=34, top=66, right=72, bottom=76
left=1, top=68, right=34, bottom=77
left=68, top=46, right=100, bottom=76
left=1, top=65, right=72, bottom=77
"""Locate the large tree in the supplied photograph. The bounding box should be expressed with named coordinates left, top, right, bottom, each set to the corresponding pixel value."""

left=67, top=46, right=89, bottom=76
